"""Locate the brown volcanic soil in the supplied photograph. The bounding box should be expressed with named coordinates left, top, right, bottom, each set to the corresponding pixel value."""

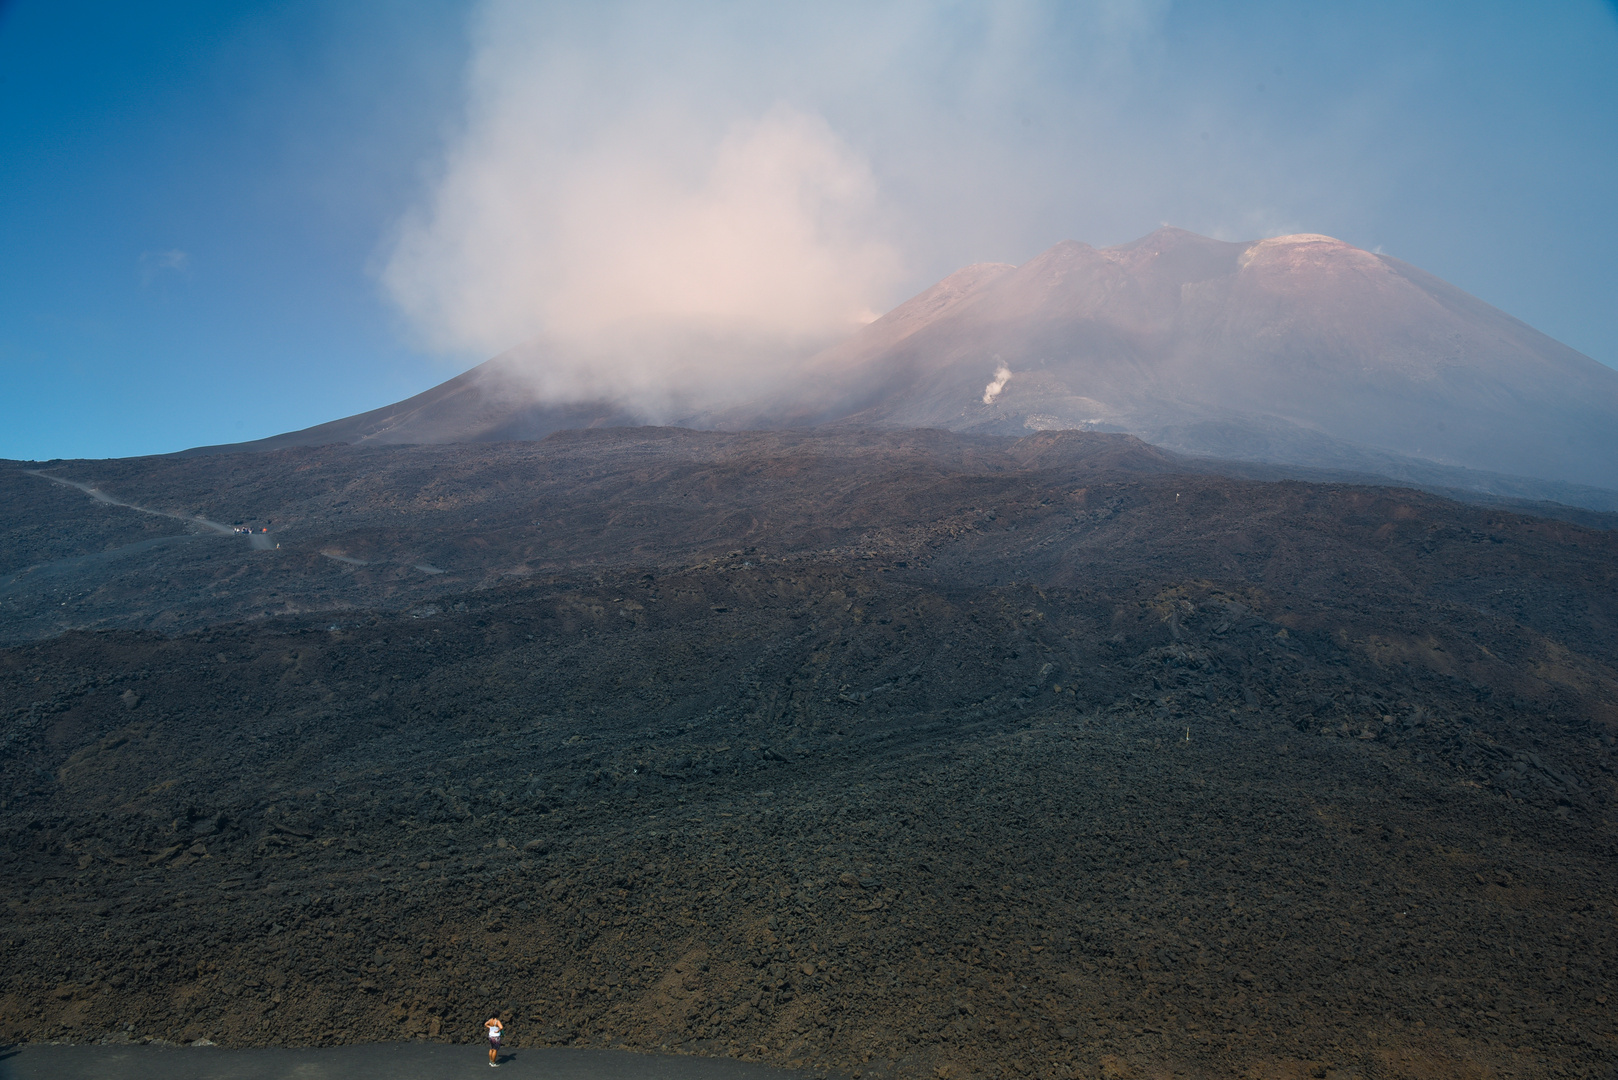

left=2, top=429, right=1617, bottom=1080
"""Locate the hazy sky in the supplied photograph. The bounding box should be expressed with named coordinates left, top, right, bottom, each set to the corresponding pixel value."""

left=2, top=0, right=1615, bottom=458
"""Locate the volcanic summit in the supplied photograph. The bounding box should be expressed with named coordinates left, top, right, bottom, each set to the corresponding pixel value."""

left=208, top=227, right=1618, bottom=508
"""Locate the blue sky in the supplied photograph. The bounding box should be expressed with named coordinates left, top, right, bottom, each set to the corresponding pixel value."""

left=2, top=1, right=1616, bottom=459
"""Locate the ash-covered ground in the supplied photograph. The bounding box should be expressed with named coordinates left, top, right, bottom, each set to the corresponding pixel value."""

left=1, top=429, right=1615, bottom=1080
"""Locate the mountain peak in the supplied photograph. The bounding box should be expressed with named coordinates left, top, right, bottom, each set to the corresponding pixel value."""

left=1113, top=224, right=1218, bottom=247
left=201, top=226, right=1618, bottom=503
left=1239, top=231, right=1387, bottom=276
left=1256, top=232, right=1347, bottom=246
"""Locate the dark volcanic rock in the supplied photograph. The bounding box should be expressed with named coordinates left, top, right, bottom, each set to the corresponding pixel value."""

left=0, top=428, right=1615, bottom=1080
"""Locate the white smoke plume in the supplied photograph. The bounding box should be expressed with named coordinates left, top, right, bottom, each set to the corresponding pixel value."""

left=982, top=363, right=1013, bottom=404
left=381, top=4, right=905, bottom=416
left=378, top=1, right=1193, bottom=417
left=378, top=0, right=1467, bottom=417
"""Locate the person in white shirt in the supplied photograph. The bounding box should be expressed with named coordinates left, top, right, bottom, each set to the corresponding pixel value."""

left=486, top=1014, right=504, bottom=1067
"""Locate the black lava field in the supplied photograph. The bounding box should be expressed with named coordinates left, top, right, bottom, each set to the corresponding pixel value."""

left=2, top=429, right=1616, bottom=1080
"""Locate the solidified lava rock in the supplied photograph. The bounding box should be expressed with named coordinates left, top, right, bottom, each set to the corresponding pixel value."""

left=1, top=429, right=1616, bottom=1079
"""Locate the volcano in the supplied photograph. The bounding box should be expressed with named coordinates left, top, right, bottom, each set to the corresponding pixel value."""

left=11, top=232, right=1618, bottom=1078
left=788, top=228, right=1618, bottom=497
left=199, top=227, right=1618, bottom=505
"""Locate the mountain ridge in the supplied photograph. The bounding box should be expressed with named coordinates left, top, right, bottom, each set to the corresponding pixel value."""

left=188, top=227, right=1618, bottom=509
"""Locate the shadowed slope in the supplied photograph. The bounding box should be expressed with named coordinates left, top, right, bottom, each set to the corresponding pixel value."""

left=185, top=359, right=645, bottom=456
left=4, top=426, right=1618, bottom=1079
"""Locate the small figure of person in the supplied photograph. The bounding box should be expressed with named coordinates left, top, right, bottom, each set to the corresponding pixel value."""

left=486, top=1013, right=504, bottom=1067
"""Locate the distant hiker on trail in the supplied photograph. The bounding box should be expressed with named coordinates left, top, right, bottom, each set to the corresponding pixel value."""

left=486, top=1014, right=504, bottom=1067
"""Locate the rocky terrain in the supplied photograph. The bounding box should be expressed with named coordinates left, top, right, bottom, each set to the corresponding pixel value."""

left=2, top=428, right=1616, bottom=1080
